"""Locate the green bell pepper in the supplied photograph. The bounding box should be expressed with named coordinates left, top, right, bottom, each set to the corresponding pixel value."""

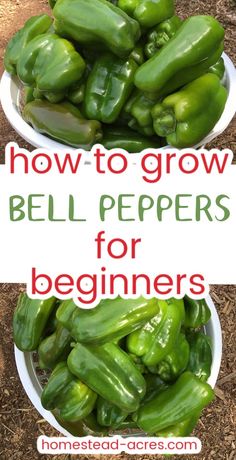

left=136, top=371, right=214, bottom=433
left=124, top=90, right=158, bottom=136
left=67, top=342, right=146, bottom=412
left=96, top=397, right=128, bottom=428
left=183, top=296, right=211, bottom=328
left=145, top=16, right=182, bottom=58
left=4, top=14, right=52, bottom=74
left=152, top=74, right=227, bottom=147
left=53, top=0, right=141, bottom=58
left=156, top=411, right=201, bottom=437
left=102, top=126, right=159, bottom=152
left=17, top=33, right=85, bottom=93
left=56, top=297, right=159, bottom=344
left=23, top=100, right=102, bottom=148
left=118, top=0, right=174, bottom=28
left=85, top=53, right=138, bottom=123
left=135, top=16, right=224, bottom=96
left=41, top=362, right=97, bottom=422
left=127, top=298, right=185, bottom=366
left=38, top=324, right=72, bottom=370
left=13, top=293, right=57, bottom=351
left=153, top=331, right=190, bottom=382
left=209, top=57, right=225, bottom=80
left=187, top=331, right=212, bottom=382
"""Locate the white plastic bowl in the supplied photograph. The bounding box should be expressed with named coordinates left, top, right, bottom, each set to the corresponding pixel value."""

left=1, top=53, right=236, bottom=151
left=14, top=295, right=222, bottom=437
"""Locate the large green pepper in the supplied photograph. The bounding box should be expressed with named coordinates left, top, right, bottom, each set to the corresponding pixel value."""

left=53, top=0, right=141, bottom=58
left=85, top=53, right=138, bottom=123
left=13, top=293, right=57, bottom=351
left=67, top=342, right=146, bottom=412
left=56, top=297, right=159, bottom=344
left=4, top=14, right=52, bottom=74
left=127, top=298, right=185, bottom=366
left=156, top=411, right=201, bottom=437
left=136, top=371, right=214, bottom=433
left=118, top=0, right=174, bottom=28
left=41, top=362, right=97, bottom=422
left=145, top=16, right=182, bottom=58
left=124, top=90, right=157, bottom=135
left=152, top=74, right=227, bottom=148
left=153, top=331, right=190, bottom=382
left=17, top=33, right=85, bottom=93
left=23, top=100, right=102, bottom=148
left=183, top=296, right=211, bottom=328
left=96, top=397, right=128, bottom=428
left=38, top=324, right=72, bottom=370
left=134, top=16, right=224, bottom=96
left=187, top=331, right=212, bottom=382
left=102, top=126, right=159, bottom=152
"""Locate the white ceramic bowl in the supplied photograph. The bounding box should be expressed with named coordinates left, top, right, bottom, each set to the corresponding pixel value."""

left=14, top=295, right=222, bottom=437
left=1, top=53, right=236, bottom=151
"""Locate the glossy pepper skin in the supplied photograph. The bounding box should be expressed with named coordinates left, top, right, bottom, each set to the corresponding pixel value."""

left=96, top=397, right=128, bottom=428
left=145, top=16, right=182, bottom=58
left=23, top=100, right=102, bottom=148
left=187, top=331, right=212, bottom=382
left=56, top=297, right=159, bottom=345
left=136, top=371, right=214, bottom=433
left=183, top=296, right=211, bottom=328
left=4, top=14, right=52, bottom=74
left=154, top=331, right=190, bottom=382
left=53, top=0, right=141, bottom=58
left=127, top=298, right=185, bottom=366
left=41, top=362, right=97, bottom=422
left=13, top=293, right=57, bottom=351
left=102, top=126, right=159, bottom=152
left=17, top=33, right=85, bottom=93
left=135, top=16, right=224, bottom=96
left=209, top=57, right=225, bottom=80
left=142, top=374, right=169, bottom=404
left=67, top=342, right=146, bottom=412
left=118, top=0, right=174, bottom=29
left=38, top=324, right=72, bottom=370
left=152, top=74, right=227, bottom=148
left=124, top=90, right=157, bottom=135
left=85, top=53, right=138, bottom=123
left=156, top=411, right=201, bottom=437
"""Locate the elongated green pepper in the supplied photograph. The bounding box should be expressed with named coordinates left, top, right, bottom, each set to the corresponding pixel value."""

left=118, top=0, right=174, bottom=28
left=4, top=14, right=52, bottom=74
left=67, top=342, right=146, bottom=412
left=153, top=331, right=190, bottom=382
left=53, top=0, right=141, bottom=58
left=41, top=362, right=97, bottom=422
left=124, top=90, right=157, bottom=135
left=102, top=126, right=159, bottom=152
left=145, top=16, right=182, bottom=58
left=127, top=298, right=185, bottom=366
left=136, top=371, right=214, bottom=433
left=96, top=397, right=128, bottom=428
left=23, top=100, right=102, bottom=148
left=85, top=53, right=138, bottom=123
left=38, top=324, right=72, bottom=370
left=13, top=293, right=57, bottom=351
left=135, top=16, right=224, bottom=96
left=184, top=296, right=211, bottom=328
left=187, top=331, right=212, bottom=382
left=57, top=297, right=159, bottom=344
left=152, top=74, right=227, bottom=147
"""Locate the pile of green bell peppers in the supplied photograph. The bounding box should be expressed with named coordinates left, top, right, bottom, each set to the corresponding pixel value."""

left=4, top=1, right=227, bottom=149
left=13, top=293, right=215, bottom=437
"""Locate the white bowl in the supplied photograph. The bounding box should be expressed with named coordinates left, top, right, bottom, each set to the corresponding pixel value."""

left=1, top=53, right=236, bottom=151
left=14, top=295, right=222, bottom=437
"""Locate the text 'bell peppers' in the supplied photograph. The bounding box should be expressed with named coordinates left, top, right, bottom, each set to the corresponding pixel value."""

left=41, top=362, right=97, bottom=422
left=136, top=371, right=214, bottom=433
left=23, top=100, right=102, bottom=148
left=187, top=331, right=212, bottom=382
left=154, top=331, right=190, bottom=382
left=67, top=342, right=146, bottom=412
left=118, top=0, right=174, bottom=29
left=183, top=296, right=211, bottom=328
left=13, top=293, right=57, bottom=351
left=53, top=0, right=141, bottom=58
left=135, top=15, right=224, bottom=96
left=4, top=14, right=52, bottom=74
left=102, top=126, right=159, bottom=152
left=152, top=74, right=227, bottom=147
left=85, top=53, right=138, bottom=123
left=145, top=15, right=182, bottom=58
left=56, top=296, right=159, bottom=344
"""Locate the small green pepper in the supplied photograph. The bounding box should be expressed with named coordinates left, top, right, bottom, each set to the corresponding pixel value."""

left=96, top=397, right=128, bottom=428
left=154, top=331, right=190, bottom=382
left=118, top=0, right=175, bottom=28
left=124, top=89, right=158, bottom=136
left=184, top=296, right=211, bottom=328
left=187, top=331, right=212, bottom=382
left=145, top=16, right=182, bottom=58
left=38, top=324, right=72, bottom=370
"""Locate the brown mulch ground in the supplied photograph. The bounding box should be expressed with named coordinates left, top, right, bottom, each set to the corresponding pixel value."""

left=0, top=284, right=235, bottom=460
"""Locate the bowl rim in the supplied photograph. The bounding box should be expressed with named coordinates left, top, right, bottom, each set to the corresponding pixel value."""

left=1, top=52, right=236, bottom=152
left=14, top=294, right=222, bottom=437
